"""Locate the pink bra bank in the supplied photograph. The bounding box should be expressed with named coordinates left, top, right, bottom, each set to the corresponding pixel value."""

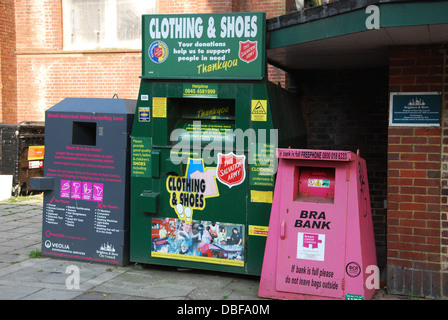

left=258, top=148, right=378, bottom=300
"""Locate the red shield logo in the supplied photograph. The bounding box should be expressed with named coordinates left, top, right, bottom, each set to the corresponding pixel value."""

left=154, top=47, right=163, bottom=58
left=216, top=153, right=246, bottom=188
left=239, top=40, right=258, bottom=63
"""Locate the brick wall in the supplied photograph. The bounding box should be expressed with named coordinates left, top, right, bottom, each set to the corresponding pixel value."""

left=159, top=0, right=234, bottom=14
left=15, top=0, right=62, bottom=52
left=8, top=0, right=289, bottom=123
left=387, top=45, right=447, bottom=298
left=442, top=47, right=448, bottom=298
left=15, top=53, right=142, bottom=122
left=14, top=0, right=141, bottom=122
left=0, top=0, right=18, bottom=123
left=293, top=68, right=389, bottom=267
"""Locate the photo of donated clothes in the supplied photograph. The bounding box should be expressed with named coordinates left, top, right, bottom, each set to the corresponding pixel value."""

left=151, top=218, right=245, bottom=266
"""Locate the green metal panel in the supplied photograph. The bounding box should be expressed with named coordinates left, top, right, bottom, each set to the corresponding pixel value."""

left=268, top=1, right=448, bottom=50
left=381, top=2, right=448, bottom=27
left=268, top=9, right=367, bottom=49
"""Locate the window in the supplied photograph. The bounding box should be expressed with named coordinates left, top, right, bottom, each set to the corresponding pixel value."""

left=63, top=0, right=157, bottom=50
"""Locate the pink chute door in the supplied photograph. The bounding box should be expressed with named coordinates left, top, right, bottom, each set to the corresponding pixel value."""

left=274, top=161, right=347, bottom=299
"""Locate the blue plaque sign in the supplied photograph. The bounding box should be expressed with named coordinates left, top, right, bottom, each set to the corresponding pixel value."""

left=390, top=92, right=441, bottom=127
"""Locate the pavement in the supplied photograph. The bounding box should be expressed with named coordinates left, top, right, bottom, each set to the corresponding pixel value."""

left=0, top=196, right=419, bottom=302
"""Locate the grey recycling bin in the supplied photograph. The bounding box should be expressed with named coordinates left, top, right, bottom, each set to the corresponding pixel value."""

left=31, top=98, right=135, bottom=266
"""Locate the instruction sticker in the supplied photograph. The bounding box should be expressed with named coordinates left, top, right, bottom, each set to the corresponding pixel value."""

left=131, top=137, right=152, bottom=177
left=251, top=100, right=267, bottom=121
left=152, top=97, right=167, bottom=118
left=250, top=190, right=273, bottom=203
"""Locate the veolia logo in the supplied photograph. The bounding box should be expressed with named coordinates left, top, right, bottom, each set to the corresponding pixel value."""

left=44, top=240, right=51, bottom=248
left=44, top=240, right=70, bottom=250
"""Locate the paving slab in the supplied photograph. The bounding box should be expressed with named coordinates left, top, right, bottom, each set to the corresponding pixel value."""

left=0, top=200, right=425, bottom=303
left=0, top=284, right=42, bottom=300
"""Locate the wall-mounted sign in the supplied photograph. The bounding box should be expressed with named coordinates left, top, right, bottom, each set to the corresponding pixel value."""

left=142, top=12, right=266, bottom=80
left=389, top=92, right=441, bottom=127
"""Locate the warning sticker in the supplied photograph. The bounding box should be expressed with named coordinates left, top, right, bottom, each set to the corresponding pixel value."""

left=251, top=100, right=267, bottom=121
left=308, top=179, right=330, bottom=188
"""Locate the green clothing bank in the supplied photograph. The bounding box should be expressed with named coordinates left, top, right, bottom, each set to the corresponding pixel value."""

left=129, top=12, right=307, bottom=275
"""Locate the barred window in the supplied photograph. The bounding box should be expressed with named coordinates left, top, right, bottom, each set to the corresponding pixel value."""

left=63, top=0, right=157, bottom=50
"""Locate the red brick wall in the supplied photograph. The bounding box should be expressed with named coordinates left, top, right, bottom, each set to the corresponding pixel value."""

left=14, top=0, right=141, bottom=122
left=8, top=0, right=288, bottom=123
left=387, top=45, right=447, bottom=298
left=16, top=53, right=142, bottom=122
left=159, top=0, right=233, bottom=14
left=0, top=0, right=18, bottom=123
left=15, top=0, right=62, bottom=52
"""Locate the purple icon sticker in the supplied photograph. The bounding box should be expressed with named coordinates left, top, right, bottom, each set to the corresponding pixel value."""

left=60, top=180, right=71, bottom=198
left=82, top=182, right=93, bottom=201
left=71, top=181, right=82, bottom=199
left=93, top=183, right=104, bottom=202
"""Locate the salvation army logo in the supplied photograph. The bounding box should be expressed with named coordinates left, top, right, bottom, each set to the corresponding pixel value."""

left=149, top=41, right=168, bottom=63
left=216, top=153, right=246, bottom=188
left=239, top=40, right=258, bottom=63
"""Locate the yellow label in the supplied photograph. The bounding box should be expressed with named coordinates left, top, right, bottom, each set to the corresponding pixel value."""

left=250, top=190, right=273, bottom=203
left=152, top=97, right=167, bottom=118
left=151, top=251, right=244, bottom=267
left=249, top=225, right=269, bottom=237
left=251, top=100, right=267, bottom=121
